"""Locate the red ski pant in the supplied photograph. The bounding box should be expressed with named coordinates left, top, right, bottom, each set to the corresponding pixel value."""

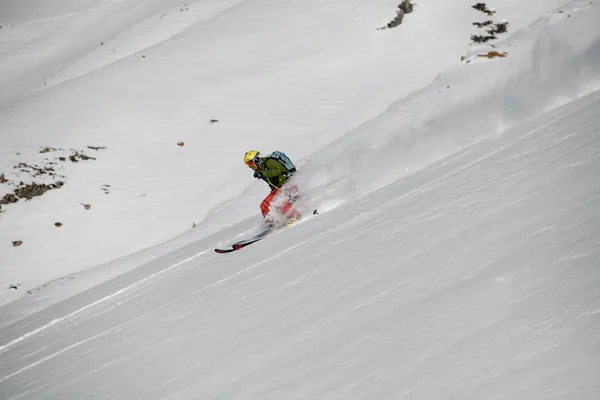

left=260, top=187, right=300, bottom=219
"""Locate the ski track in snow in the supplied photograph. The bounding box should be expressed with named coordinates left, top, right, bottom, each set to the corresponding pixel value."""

left=0, top=237, right=309, bottom=359
left=0, top=327, right=118, bottom=385
left=0, top=249, right=209, bottom=355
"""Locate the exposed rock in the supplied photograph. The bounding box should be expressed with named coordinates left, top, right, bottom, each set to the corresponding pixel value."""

left=472, top=2, right=495, bottom=15
left=471, top=34, right=497, bottom=43
left=488, top=22, right=508, bottom=35
left=1, top=193, right=18, bottom=205
left=479, top=51, right=508, bottom=59
left=381, top=0, right=414, bottom=30
left=398, top=0, right=413, bottom=14
left=473, top=20, right=493, bottom=28
left=15, top=182, right=52, bottom=200
left=69, top=151, right=95, bottom=162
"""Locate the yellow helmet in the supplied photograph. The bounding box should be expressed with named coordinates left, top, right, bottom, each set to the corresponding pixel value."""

left=244, top=150, right=260, bottom=167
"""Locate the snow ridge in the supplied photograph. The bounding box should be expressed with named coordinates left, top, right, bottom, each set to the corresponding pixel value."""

left=293, top=1, right=600, bottom=207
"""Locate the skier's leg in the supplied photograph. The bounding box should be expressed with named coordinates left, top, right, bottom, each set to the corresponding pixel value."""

left=272, top=189, right=300, bottom=221
left=260, top=188, right=279, bottom=216
left=281, top=203, right=301, bottom=220
left=261, top=189, right=280, bottom=228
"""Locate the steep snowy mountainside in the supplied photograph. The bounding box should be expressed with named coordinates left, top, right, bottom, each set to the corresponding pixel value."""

left=0, top=1, right=598, bottom=397
left=0, top=0, right=568, bottom=307
left=0, top=0, right=208, bottom=105
left=294, top=0, right=600, bottom=207
left=0, top=0, right=104, bottom=21
left=0, top=84, right=598, bottom=400
left=202, top=0, right=600, bottom=229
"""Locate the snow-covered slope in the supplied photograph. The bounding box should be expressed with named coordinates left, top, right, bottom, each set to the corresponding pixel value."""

left=1, top=0, right=600, bottom=398
left=0, top=0, right=569, bottom=306
left=1, top=60, right=599, bottom=400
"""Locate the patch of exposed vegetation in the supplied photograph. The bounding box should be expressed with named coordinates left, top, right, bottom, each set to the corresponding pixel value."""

left=480, top=51, right=508, bottom=59
left=1, top=193, right=18, bottom=205
left=473, top=20, right=493, bottom=28
left=398, top=0, right=414, bottom=14
left=467, top=3, right=509, bottom=53
left=472, top=2, right=495, bottom=16
left=0, top=181, right=65, bottom=205
left=13, top=162, right=58, bottom=177
left=69, top=151, right=96, bottom=162
left=472, top=20, right=508, bottom=36
left=379, top=0, right=415, bottom=30
left=471, top=34, right=497, bottom=44
left=488, top=22, right=508, bottom=35
left=0, top=146, right=105, bottom=212
left=462, top=50, right=509, bottom=63
left=0, top=180, right=56, bottom=205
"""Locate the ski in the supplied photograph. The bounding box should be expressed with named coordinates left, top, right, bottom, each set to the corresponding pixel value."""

left=214, top=210, right=318, bottom=254
left=214, top=229, right=271, bottom=254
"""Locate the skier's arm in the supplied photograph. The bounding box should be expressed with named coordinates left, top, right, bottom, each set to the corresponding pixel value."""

left=276, top=171, right=288, bottom=187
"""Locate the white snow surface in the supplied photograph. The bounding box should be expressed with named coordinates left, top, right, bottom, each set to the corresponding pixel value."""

left=0, top=0, right=570, bottom=307
left=1, top=0, right=600, bottom=398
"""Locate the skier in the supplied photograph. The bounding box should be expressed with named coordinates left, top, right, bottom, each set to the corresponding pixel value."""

left=244, top=150, right=301, bottom=228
